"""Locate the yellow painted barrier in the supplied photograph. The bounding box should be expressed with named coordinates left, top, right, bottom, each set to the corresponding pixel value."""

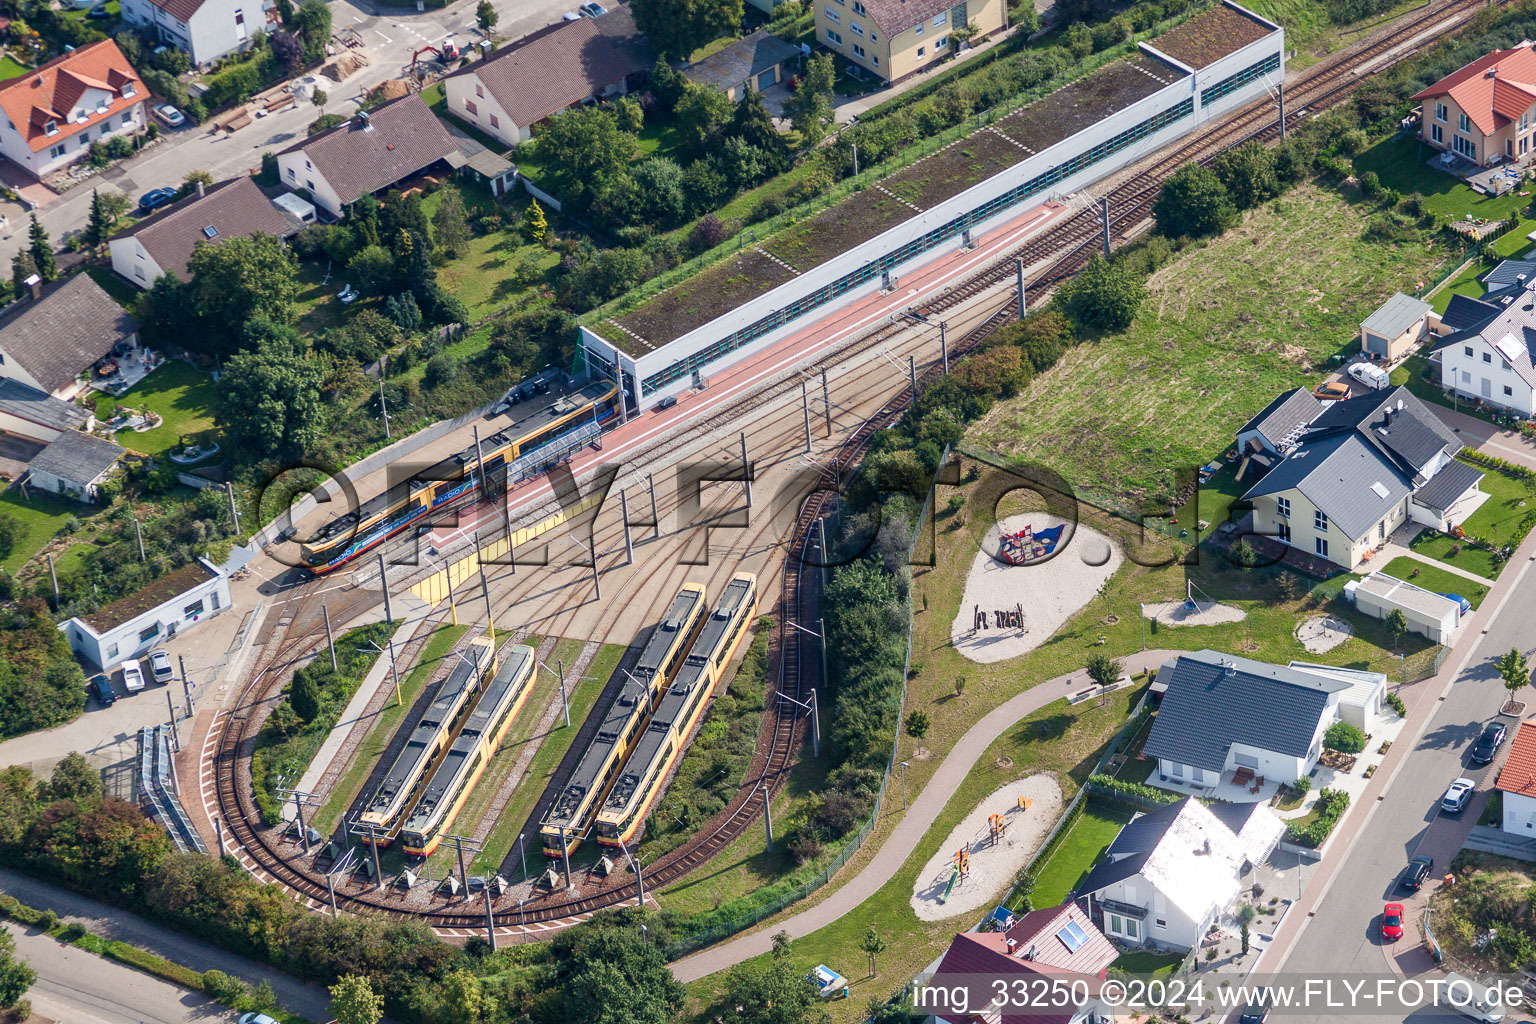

left=409, top=493, right=605, bottom=606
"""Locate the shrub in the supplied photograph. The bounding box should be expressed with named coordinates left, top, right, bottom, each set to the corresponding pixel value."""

left=1293, top=774, right=1311, bottom=795
left=1323, top=721, right=1366, bottom=754
left=1386, top=692, right=1407, bottom=717
left=1086, top=773, right=1180, bottom=804
left=202, top=969, right=247, bottom=1004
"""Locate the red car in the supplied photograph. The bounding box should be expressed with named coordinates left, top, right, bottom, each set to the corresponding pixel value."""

left=1381, top=902, right=1405, bottom=942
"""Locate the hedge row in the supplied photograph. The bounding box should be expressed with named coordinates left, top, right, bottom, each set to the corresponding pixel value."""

left=1085, top=773, right=1181, bottom=805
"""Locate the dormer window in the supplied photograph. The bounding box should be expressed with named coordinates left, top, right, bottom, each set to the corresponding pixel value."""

left=43, top=120, right=57, bottom=135
left=122, top=84, right=136, bottom=98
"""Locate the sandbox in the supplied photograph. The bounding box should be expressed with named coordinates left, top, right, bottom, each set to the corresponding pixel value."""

left=910, top=774, right=1064, bottom=922
left=950, top=514, right=1123, bottom=663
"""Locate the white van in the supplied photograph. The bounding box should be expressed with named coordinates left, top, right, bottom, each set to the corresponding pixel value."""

left=1348, top=361, right=1391, bottom=391
left=1437, top=973, right=1506, bottom=1023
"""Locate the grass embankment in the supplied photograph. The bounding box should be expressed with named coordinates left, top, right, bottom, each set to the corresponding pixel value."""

left=969, top=184, right=1452, bottom=508
left=311, top=623, right=471, bottom=835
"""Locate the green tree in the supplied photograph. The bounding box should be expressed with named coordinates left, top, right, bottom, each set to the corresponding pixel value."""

left=0, top=512, right=17, bottom=559
left=1085, top=650, right=1122, bottom=689
left=178, top=168, right=214, bottom=199
left=526, top=199, right=549, bottom=245
left=441, top=968, right=484, bottom=1022
left=632, top=0, right=742, bottom=58
left=904, top=708, right=929, bottom=754
left=289, top=669, right=322, bottom=723
left=475, top=0, right=496, bottom=33
left=1213, top=140, right=1281, bottom=210
left=431, top=187, right=472, bottom=259
left=9, top=252, right=35, bottom=297
left=187, top=233, right=299, bottom=356
left=46, top=752, right=102, bottom=802
left=726, top=87, right=788, bottom=176
left=1059, top=252, right=1144, bottom=334
left=215, top=341, right=326, bottom=464
left=555, top=923, right=685, bottom=1024
left=785, top=51, right=835, bottom=144
left=615, top=95, right=645, bottom=134
left=648, top=57, right=687, bottom=111
left=1385, top=608, right=1409, bottom=650
left=1323, top=721, right=1366, bottom=754
left=27, top=215, right=56, bottom=282
left=293, top=0, right=332, bottom=62
left=675, top=83, right=734, bottom=156
left=1229, top=537, right=1258, bottom=567
left=85, top=189, right=110, bottom=245
left=1499, top=647, right=1530, bottom=709
left=1236, top=902, right=1258, bottom=955
left=860, top=926, right=887, bottom=978
left=719, top=932, right=826, bottom=1024
left=0, top=928, right=33, bottom=1009
left=347, top=245, right=395, bottom=297
left=1153, top=162, right=1237, bottom=238
left=328, top=973, right=382, bottom=1024
left=536, top=107, right=638, bottom=207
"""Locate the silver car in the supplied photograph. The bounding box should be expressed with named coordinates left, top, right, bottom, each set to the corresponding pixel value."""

left=1442, top=777, right=1476, bottom=814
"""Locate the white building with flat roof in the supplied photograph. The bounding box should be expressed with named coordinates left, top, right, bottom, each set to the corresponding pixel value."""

left=59, top=557, right=231, bottom=671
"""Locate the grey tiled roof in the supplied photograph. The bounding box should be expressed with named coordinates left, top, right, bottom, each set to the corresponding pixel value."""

left=1360, top=291, right=1432, bottom=339
left=1429, top=284, right=1536, bottom=390
left=1413, top=458, right=1484, bottom=513
left=1237, top=387, right=1321, bottom=452
left=278, top=95, right=457, bottom=207
left=1244, top=431, right=1410, bottom=540
left=1143, top=651, right=1350, bottom=774
left=0, top=274, right=137, bottom=394
left=0, top=378, right=89, bottom=432
left=1076, top=850, right=1150, bottom=898
left=30, top=429, right=123, bottom=484
left=684, top=30, right=799, bottom=92
left=120, top=177, right=301, bottom=279
left=1104, top=801, right=1184, bottom=859
left=1439, top=294, right=1502, bottom=332
left=1482, top=258, right=1536, bottom=289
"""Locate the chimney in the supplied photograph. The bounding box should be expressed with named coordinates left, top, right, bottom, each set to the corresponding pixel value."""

left=24, top=273, right=39, bottom=301
left=196, top=179, right=205, bottom=199
left=357, top=109, right=373, bottom=131
left=1203, top=837, right=1212, bottom=854
left=1520, top=274, right=1528, bottom=287
left=1006, top=938, right=1018, bottom=954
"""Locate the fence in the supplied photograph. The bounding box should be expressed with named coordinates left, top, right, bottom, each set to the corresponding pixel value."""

left=662, top=449, right=943, bottom=959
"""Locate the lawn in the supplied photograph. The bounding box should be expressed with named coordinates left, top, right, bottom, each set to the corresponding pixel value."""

left=103, top=359, right=220, bottom=456
left=1111, top=949, right=1186, bottom=976
left=1407, top=529, right=1502, bottom=582
left=1354, top=134, right=1533, bottom=223
left=0, top=485, right=87, bottom=574
left=1379, top=555, right=1488, bottom=609
left=0, top=57, right=26, bottom=83
left=1454, top=459, right=1536, bottom=549
left=968, top=184, right=1454, bottom=507
left=1029, top=801, right=1134, bottom=908
left=293, top=259, right=351, bottom=336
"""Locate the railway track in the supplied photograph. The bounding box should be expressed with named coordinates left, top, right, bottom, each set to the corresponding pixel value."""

left=209, top=0, right=1496, bottom=934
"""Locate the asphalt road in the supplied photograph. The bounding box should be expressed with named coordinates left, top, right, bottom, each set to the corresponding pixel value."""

left=1274, top=553, right=1536, bottom=1023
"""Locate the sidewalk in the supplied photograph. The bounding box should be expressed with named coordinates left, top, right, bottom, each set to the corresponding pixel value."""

left=1265, top=518, right=1536, bottom=975
left=670, top=649, right=1180, bottom=983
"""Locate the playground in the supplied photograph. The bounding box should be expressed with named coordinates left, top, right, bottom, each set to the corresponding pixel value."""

left=909, top=773, right=1063, bottom=922
left=1140, top=579, right=1247, bottom=628
left=949, top=514, right=1122, bottom=664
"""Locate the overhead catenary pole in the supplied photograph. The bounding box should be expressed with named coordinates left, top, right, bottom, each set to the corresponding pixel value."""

left=818, top=617, right=829, bottom=698
left=558, top=824, right=573, bottom=890
left=378, top=356, right=391, bottom=439
left=166, top=690, right=179, bottom=750
left=483, top=875, right=497, bottom=951
left=387, top=638, right=402, bottom=706
left=647, top=473, right=660, bottom=539
left=587, top=531, right=601, bottom=600
left=1278, top=80, right=1286, bottom=139
left=939, top=321, right=949, bottom=374
left=1016, top=258, right=1026, bottom=316
left=177, top=655, right=193, bottom=718
left=378, top=552, right=393, bottom=623
left=817, top=519, right=829, bottom=594
left=323, top=603, right=337, bottom=671
left=518, top=832, right=528, bottom=884
left=809, top=688, right=822, bottom=759
left=619, top=489, right=634, bottom=565
left=802, top=381, right=813, bottom=453
left=820, top=368, right=832, bottom=435
left=134, top=515, right=146, bottom=562
left=326, top=874, right=338, bottom=916
left=908, top=355, right=917, bottom=403
left=762, top=788, right=773, bottom=852
left=740, top=431, right=752, bottom=508
left=46, top=553, right=58, bottom=601
left=350, top=821, right=385, bottom=890
left=1101, top=197, right=1111, bottom=256
left=225, top=481, right=240, bottom=533
left=476, top=531, right=495, bottom=644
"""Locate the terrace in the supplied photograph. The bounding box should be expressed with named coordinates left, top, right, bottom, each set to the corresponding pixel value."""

left=1148, top=3, right=1272, bottom=69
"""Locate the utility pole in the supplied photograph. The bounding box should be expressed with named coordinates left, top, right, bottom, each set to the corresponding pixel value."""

left=482, top=875, right=498, bottom=951
left=810, top=688, right=821, bottom=759
left=278, top=787, right=319, bottom=853
left=363, top=639, right=402, bottom=706
left=817, top=519, right=829, bottom=593
left=618, top=489, right=634, bottom=565
left=618, top=838, right=645, bottom=908
left=557, top=824, right=573, bottom=890
left=1101, top=196, right=1111, bottom=256
left=377, top=552, right=393, bottom=623
left=46, top=553, right=58, bottom=601
left=762, top=789, right=773, bottom=852
left=134, top=515, right=146, bottom=562
left=740, top=431, right=752, bottom=508
left=225, top=481, right=240, bottom=534
left=802, top=381, right=813, bottom=453
left=445, top=560, right=458, bottom=626
left=939, top=321, right=949, bottom=374
left=477, top=532, right=495, bottom=644
left=378, top=356, right=391, bottom=439
left=900, top=760, right=910, bottom=810
left=1278, top=80, right=1286, bottom=139
left=852, top=142, right=858, bottom=177
left=1016, top=258, right=1026, bottom=316
left=818, top=616, right=829, bottom=692
left=540, top=660, right=570, bottom=728
left=323, top=603, right=337, bottom=671
left=349, top=820, right=385, bottom=890
left=517, top=832, right=528, bottom=884
left=444, top=833, right=482, bottom=896
left=166, top=690, right=179, bottom=750
left=908, top=355, right=917, bottom=403
left=647, top=473, right=660, bottom=540
left=820, top=368, right=832, bottom=435
left=177, top=655, right=193, bottom=718
left=588, top=531, right=601, bottom=600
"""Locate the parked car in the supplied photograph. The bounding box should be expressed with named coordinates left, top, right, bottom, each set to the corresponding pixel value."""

left=1348, top=361, right=1391, bottom=390
left=138, top=187, right=178, bottom=213
left=89, top=673, right=116, bottom=707
left=149, top=649, right=174, bottom=685
left=1437, top=972, right=1507, bottom=1022
left=1380, top=902, right=1404, bottom=941
left=238, top=1014, right=281, bottom=1024
left=1446, top=592, right=1473, bottom=614
left=561, top=10, right=581, bottom=19
left=1313, top=380, right=1350, bottom=401
left=154, top=103, right=186, bottom=127
left=1399, top=854, right=1433, bottom=891
left=578, top=1, right=607, bottom=14
left=1442, top=777, right=1476, bottom=814
left=120, top=659, right=146, bottom=694
left=1238, top=997, right=1271, bottom=1024
left=1471, top=721, right=1508, bottom=765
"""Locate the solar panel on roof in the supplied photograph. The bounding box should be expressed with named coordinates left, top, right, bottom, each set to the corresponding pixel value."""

left=1496, top=333, right=1525, bottom=363
left=1057, top=919, right=1089, bottom=952
left=1371, top=481, right=1389, bottom=499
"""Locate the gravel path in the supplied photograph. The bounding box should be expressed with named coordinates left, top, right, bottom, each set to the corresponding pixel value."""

left=950, top=514, right=1122, bottom=664
left=910, top=774, right=1063, bottom=921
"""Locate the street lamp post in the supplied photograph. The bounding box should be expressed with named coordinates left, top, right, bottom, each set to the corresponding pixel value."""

left=900, top=760, right=910, bottom=810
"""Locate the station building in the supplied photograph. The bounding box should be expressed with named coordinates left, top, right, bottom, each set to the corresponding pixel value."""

left=579, top=2, right=1284, bottom=410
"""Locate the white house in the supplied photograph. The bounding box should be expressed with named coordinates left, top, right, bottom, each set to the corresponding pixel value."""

left=0, top=378, right=93, bottom=444
left=0, top=41, right=144, bottom=179
left=59, top=557, right=231, bottom=671
left=1429, top=271, right=1536, bottom=418
left=1497, top=721, right=1536, bottom=834
left=1144, top=650, right=1386, bottom=791
left=109, top=177, right=303, bottom=288
left=119, top=0, right=276, bottom=67
left=1077, top=798, right=1284, bottom=951
left=274, top=95, right=458, bottom=218
left=1344, top=571, right=1465, bottom=644
left=0, top=273, right=140, bottom=401
left=27, top=430, right=124, bottom=501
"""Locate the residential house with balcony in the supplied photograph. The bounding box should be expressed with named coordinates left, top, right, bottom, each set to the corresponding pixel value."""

left=1428, top=268, right=1536, bottom=418
left=1412, top=45, right=1536, bottom=167
left=119, top=0, right=276, bottom=67
left=812, top=0, right=1007, bottom=86
left=0, top=41, right=144, bottom=179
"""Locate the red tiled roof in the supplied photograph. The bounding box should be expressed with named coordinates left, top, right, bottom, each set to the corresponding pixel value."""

left=0, top=40, right=142, bottom=153
left=1412, top=46, right=1536, bottom=136
left=1496, top=720, right=1536, bottom=796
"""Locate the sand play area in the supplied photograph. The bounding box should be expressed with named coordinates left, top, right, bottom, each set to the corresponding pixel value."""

left=950, top=514, right=1122, bottom=663
left=1297, top=614, right=1353, bottom=653
left=910, top=774, right=1064, bottom=921
left=1141, top=598, right=1247, bottom=627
